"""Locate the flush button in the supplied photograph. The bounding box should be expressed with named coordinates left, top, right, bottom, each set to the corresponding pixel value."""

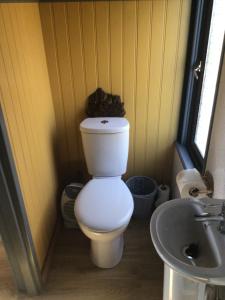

left=101, top=120, right=109, bottom=124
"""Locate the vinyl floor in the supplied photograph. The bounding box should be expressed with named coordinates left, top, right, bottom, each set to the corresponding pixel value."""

left=0, top=241, right=18, bottom=299
left=0, top=219, right=163, bottom=300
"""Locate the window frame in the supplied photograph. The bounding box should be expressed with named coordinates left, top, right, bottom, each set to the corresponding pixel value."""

left=178, top=0, right=218, bottom=173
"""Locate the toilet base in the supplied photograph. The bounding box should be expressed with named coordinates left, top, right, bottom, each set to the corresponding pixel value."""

left=91, top=234, right=124, bottom=268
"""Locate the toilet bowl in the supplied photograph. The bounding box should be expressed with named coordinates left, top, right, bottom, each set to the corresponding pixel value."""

left=74, top=117, right=133, bottom=268
left=77, top=222, right=128, bottom=268
left=75, top=177, right=133, bottom=268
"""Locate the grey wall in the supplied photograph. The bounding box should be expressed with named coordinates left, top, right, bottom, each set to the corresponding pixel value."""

left=206, top=49, right=225, bottom=199
left=171, top=148, right=184, bottom=198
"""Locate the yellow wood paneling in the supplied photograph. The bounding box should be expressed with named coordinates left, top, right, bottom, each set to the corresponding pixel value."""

left=95, top=1, right=111, bottom=91
left=80, top=2, right=98, bottom=95
left=66, top=2, right=87, bottom=168
left=0, top=3, right=58, bottom=268
left=155, top=0, right=183, bottom=181
left=123, top=1, right=137, bottom=176
left=40, top=0, right=191, bottom=183
left=110, top=1, right=123, bottom=95
left=52, top=4, right=78, bottom=164
left=134, top=0, right=152, bottom=175
left=145, top=0, right=167, bottom=179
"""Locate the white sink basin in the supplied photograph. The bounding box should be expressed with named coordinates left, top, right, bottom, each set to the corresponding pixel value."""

left=150, top=198, right=225, bottom=285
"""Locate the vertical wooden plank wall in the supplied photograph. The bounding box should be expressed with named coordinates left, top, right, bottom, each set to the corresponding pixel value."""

left=0, top=3, right=58, bottom=268
left=40, top=0, right=191, bottom=183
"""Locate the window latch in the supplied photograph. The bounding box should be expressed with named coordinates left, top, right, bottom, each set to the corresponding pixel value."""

left=193, top=60, right=202, bottom=80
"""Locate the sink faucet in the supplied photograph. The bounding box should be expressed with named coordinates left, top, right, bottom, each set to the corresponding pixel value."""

left=195, top=202, right=225, bottom=234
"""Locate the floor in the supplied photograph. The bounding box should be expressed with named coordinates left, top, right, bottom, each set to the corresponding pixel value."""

left=0, top=241, right=18, bottom=299
left=0, top=220, right=164, bottom=300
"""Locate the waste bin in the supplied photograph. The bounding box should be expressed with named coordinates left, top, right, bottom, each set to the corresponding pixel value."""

left=61, top=183, right=83, bottom=228
left=126, top=176, right=157, bottom=218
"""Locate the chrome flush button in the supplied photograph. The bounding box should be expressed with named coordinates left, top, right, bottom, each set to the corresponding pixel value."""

left=101, top=120, right=109, bottom=124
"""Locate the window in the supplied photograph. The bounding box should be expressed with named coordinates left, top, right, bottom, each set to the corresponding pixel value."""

left=178, top=0, right=225, bottom=172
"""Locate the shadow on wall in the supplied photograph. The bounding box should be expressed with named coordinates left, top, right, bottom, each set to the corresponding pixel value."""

left=51, top=115, right=89, bottom=194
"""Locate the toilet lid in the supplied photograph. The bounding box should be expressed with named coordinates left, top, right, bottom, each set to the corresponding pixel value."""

left=75, top=178, right=134, bottom=232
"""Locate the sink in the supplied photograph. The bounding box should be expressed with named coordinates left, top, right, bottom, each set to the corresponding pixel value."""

left=150, top=198, right=225, bottom=285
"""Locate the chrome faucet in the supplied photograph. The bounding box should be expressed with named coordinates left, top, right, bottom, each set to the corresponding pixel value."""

left=195, top=202, right=225, bottom=234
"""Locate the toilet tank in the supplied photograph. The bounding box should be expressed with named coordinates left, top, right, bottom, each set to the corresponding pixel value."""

left=80, top=118, right=129, bottom=177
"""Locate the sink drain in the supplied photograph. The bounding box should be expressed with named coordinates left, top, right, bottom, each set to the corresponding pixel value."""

left=182, top=243, right=199, bottom=266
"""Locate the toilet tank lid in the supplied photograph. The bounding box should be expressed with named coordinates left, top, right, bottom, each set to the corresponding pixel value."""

left=80, top=117, right=129, bottom=134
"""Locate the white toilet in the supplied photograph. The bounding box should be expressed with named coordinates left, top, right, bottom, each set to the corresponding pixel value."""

left=74, top=117, right=134, bottom=268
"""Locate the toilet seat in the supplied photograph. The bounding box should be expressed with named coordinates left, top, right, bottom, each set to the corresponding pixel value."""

left=75, top=177, right=133, bottom=232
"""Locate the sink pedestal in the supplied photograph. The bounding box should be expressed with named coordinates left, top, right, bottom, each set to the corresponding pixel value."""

left=150, top=198, right=225, bottom=298
left=163, top=264, right=207, bottom=300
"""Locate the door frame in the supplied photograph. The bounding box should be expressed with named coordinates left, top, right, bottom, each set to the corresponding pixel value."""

left=0, top=107, right=43, bottom=295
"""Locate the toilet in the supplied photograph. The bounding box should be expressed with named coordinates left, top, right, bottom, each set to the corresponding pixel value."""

left=74, top=117, right=134, bottom=268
